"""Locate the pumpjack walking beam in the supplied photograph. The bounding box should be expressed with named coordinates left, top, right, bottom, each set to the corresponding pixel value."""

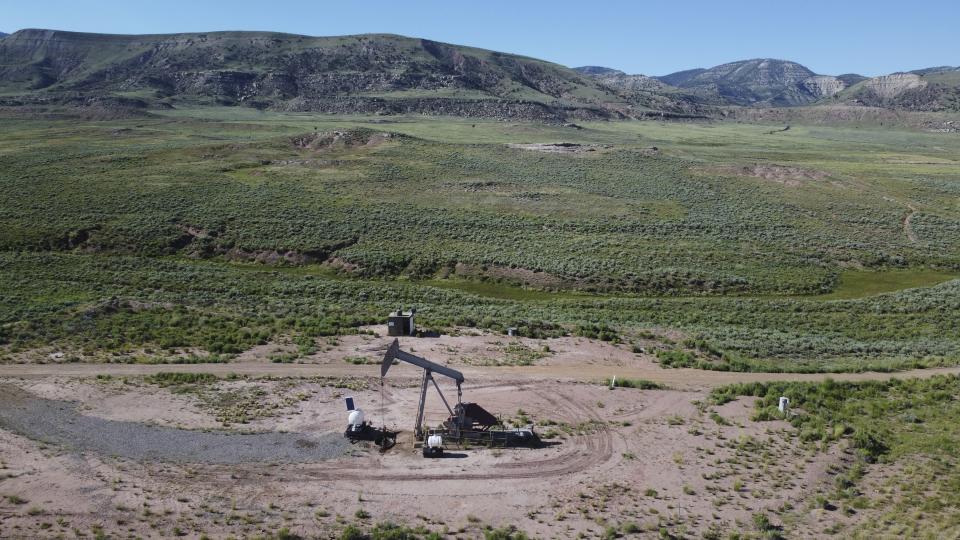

left=381, top=338, right=464, bottom=440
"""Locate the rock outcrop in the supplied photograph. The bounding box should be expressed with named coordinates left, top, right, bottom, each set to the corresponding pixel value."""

left=800, top=75, right=845, bottom=98
left=858, top=73, right=927, bottom=99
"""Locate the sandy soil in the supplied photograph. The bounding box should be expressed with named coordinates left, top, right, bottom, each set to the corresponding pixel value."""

left=0, top=373, right=859, bottom=539
left=0, top=332, right=955, bottom=538
left=507, top=142, right=611, bottom=154
left=19, top=379, right=219, bottom=429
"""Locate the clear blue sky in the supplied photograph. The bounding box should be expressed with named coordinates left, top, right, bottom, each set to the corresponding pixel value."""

left=3, top=0, right=957, bottom=76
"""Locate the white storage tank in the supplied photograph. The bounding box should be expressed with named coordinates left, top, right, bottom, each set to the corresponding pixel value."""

left=348, top=409, right=365, bottom=428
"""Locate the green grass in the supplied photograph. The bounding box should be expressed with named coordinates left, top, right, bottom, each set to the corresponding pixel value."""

left=817, top=269, right=960, bottom=300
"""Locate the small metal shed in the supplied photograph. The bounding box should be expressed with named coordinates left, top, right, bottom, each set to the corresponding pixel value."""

left=387, top=307, right=416, bottom=337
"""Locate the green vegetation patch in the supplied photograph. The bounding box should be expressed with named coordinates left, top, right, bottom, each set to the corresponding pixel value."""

left=605, top=377, right=665, bottom=390
left=711, top=375, right=960, bottom=536
left=817, top=269, right=960, bottom=300
left=147, top=372, right=218, bottom=387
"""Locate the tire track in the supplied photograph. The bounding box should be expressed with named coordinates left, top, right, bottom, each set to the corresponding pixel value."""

left=276, top=387, right=616, bottom=482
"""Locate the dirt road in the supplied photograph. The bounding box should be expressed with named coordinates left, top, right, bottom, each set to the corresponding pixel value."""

left=2, top=360, right=958, bottom=388
left=4, top=329, right=957, bottom=388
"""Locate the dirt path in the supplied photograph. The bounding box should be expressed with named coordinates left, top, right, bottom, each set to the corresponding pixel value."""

left=2, top=361, right=958, bottom=388
left=884, top=195, right=919, bottom=243
left=903, top=202, right=919, bottom=242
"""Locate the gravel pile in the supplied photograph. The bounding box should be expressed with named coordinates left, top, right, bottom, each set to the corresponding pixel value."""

left=0, top=385, right=350, bottom=463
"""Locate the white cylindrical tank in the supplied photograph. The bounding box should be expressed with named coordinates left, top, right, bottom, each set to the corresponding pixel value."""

left=426, top=434, right=443, bottom=448
left=348, top=409, right=365, bottom=427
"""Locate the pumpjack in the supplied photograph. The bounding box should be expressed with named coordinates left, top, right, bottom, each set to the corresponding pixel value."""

left=380, top=339, right=539, bottom=450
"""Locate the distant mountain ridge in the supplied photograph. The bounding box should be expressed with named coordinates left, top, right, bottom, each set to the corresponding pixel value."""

left=0, top=28, right=705, bottom=120
left=573, top=66, right=667, bottom=91
left=578, top=59, right=959, bottom=112
left=572, top=66, right=622, bottom=77
left=570, top=65, right=709, bottom=116
left=655, top=68, right=708, bottom=88
left=0, top=29, right=956, bottom=117
left=579, top=59, right=855, bottom=107
left=652, top=59, right=850, bottom=106
left=910, top=66, right=959, bottom=76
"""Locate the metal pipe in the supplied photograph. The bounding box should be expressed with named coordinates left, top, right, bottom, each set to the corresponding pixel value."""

left=415, top=369, right=430, bottom=440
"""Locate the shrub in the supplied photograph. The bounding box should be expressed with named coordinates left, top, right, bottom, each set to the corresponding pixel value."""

left=340, top=525, right=365, bottom=540
left=483, top=526, right=529, bottom=540
left=277, top=528, right=301, bottom=540
left=575, top=323, right=620, bottom=342
left=606, top=378, right=665, bottom=390
left=852, top=428, right=889, bottom=462
left=148, top=372, right=217, bottom=386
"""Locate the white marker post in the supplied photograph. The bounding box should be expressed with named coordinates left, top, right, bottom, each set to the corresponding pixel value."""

left=778, top=396, right=790, bottom=414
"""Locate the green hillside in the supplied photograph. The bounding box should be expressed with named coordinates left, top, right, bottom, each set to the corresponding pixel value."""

left=1, top=108, right=959, bottom=371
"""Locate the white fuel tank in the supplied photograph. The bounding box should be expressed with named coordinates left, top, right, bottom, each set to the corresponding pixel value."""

left=426, top=434, right=443, bottom=448
left=348, top=409, right=365, bottom=427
